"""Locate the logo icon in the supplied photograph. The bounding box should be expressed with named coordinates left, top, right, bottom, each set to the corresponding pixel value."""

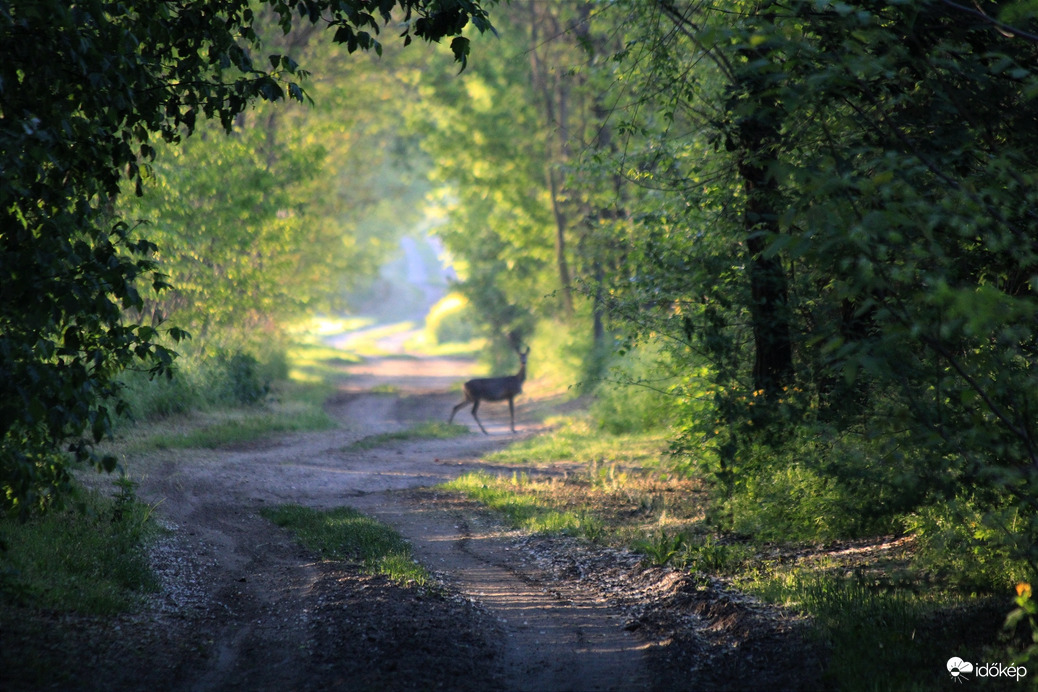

left=948, top=657, right=974, bottom=683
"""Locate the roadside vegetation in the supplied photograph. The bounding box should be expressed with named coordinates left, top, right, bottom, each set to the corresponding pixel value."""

left=440, top=341, right=1038, bottom=691
left=0, top=479, right=158, bottom=615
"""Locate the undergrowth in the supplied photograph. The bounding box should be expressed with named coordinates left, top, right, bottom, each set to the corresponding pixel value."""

left=743, top=570, right=1007, bottom=692
left=446, top=410, right=1034, bottom=691
left=0, top=478, right=159, bottom=615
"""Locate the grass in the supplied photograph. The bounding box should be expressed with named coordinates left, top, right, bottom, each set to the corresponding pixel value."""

left=344, top=421, right=470, bottom=451
left=443, top=471, right=603, bottom=538
left=0, top=479, right=159, bottom=615
left=441, top=415, right=704, bottom=546
left=287, top=341, right=363, bottom=385
left=261, top=504, right=429, bottom=587
left=484, top=415, right=668, bottom=468
left=112, top=396, right=335, bottom=453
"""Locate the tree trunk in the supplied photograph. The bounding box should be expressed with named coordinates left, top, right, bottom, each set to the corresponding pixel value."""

left=735, top=88, right=794, bottom=398
left=528, top=1, right=575, bottom=319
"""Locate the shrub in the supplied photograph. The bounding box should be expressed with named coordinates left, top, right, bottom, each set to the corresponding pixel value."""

left=425, top=293, right=477, bottom=344
left=592, top=344, right=676, bottom=434
left=116, top=347, right=273, bottom=423
left=209, top=351, right=269, bottom=406
left=905, top=497, right=1032, bottom=592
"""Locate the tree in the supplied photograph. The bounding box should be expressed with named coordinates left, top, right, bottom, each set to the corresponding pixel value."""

left=0, top=0, right=492, bottom=512
left=414, top=0, right=633, bottom=359
left=600, top=0, right=1038, bottom=556
left=119, top=21, right=431, bottom=351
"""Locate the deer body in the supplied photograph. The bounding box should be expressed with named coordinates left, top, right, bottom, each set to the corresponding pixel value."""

left=449, top=348, right=529, bottom=434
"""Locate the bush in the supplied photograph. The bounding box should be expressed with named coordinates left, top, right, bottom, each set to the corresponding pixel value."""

left=425, top=293, right=478, bottom=344
left=707, top=428, right=912, bottom=543
left=722, top=460, right=853, bottom=542
left=209, top=351, right=269, bottom=406
left=592, top=344, right=676, bottom=434
left=905, top=497, right=1032, bottom=592
left=117, top=347, right=273, bottom=423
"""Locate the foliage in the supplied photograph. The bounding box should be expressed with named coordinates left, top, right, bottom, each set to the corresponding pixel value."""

left=591, top=344, right=678, bottom=434
left=116, top=348, right=287, bottom=423
left=748, top=570, right=996, bottom=692
left=633, top=528, right=688, bottom=567
left=1005, top=582, right=1038, bottom=667
left=905, top=498, right=1032, bottom=592
left=425, top=292, right=479, bottom=345
left=412, top=2, right=628, bottom=347
left=0, top=0, right=492, bottom=512
left=0, top=479, right=158, bottom=614
left=261, top=504, right=429, bottom=587
left=585, top=0, right=1038, bottom=585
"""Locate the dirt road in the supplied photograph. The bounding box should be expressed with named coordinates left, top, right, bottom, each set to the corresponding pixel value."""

left=125, top=353, right=660, bottom=691
left=2, top=350, right=821, bottom=692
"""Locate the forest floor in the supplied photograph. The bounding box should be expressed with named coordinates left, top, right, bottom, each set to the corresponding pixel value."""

left=1, top=352, right=826, bottom=692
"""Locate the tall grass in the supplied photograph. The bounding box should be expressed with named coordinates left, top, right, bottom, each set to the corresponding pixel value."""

left=745, top=570, right=1004, bottom=691
left=112, top=345, right=336, bottom=451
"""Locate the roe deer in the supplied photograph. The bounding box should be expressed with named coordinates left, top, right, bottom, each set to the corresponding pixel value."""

left=449, top=346, right=530, bottom=434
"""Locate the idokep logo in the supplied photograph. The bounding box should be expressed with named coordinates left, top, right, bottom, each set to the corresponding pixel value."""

left=947, top=656, right=1028, bottom=683
left=948, top=658, right=974, bottom=682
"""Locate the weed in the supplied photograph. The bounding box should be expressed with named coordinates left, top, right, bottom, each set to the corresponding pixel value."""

left=683, top=536, right=754, bottom=575
left=634, top=528, right=688, bottom=567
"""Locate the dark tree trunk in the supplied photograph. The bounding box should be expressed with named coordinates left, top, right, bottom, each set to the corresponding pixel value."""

left=735, top=94, right=794, bottom=398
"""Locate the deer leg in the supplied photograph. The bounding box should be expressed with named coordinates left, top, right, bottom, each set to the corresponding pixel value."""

left=449, top=399, right=469, bottom=424
left=470, top=399, right=489, bottom=435
left=508, top=397, right=516, bottom=433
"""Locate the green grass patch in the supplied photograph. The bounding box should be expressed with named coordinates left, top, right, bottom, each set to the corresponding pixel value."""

left=261, top=504, right=429, bottom=587
left=338, top=321, right=418, bottom=358
left=344, top=421, right=470, bottom=451
left=118, top=396, right=335, bottom=452
left=0, top=480, right=159, bottom=615
left=287, top=341, right=363, bottom=385
left=485, top=415, right=667, bottom=468
left=443, top=471, right=603, bottom=538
